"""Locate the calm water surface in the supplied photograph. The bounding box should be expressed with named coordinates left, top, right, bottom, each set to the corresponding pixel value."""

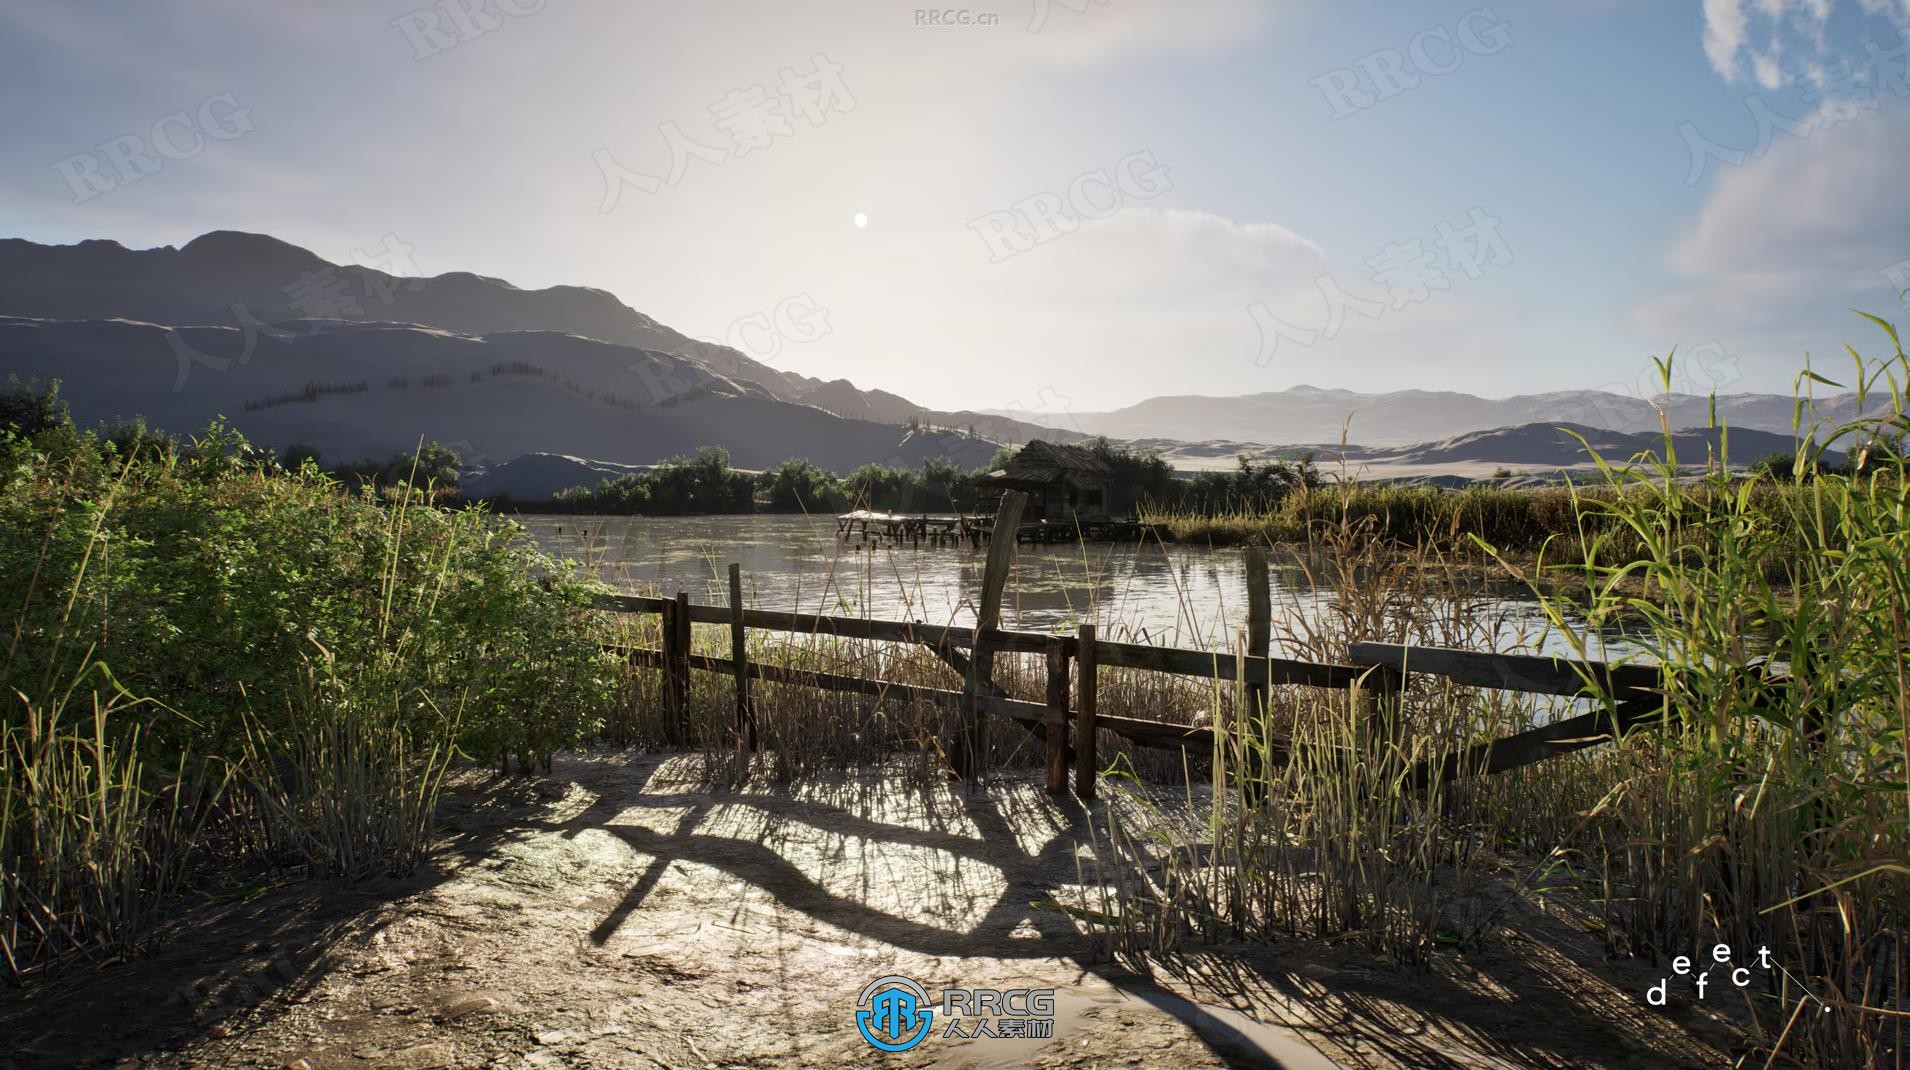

left=519, top=514, right=1627, bottom=660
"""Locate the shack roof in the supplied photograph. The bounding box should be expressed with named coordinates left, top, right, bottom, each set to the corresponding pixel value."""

left=977, top=439, right=1113, bottom=485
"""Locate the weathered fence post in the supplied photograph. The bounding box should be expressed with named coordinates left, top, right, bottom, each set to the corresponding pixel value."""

left=729, top=563, right=755, bottom=760
left=659, top=596, right=680, bottom=743
left=1044, top=635, right=1070, bottom=795
left=1075, top=623, right=1098, bottom=799
left=1243, top=546, right=1271, bottom=787
left=671, top=590, right=693, bottom=744
left=953, top=490, right=1026, bottom=782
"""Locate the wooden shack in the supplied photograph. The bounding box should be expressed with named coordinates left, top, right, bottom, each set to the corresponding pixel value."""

left=973, top=440, right=1115, bottom=523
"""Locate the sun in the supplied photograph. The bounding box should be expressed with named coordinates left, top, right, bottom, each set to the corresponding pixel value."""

left=852, top=211, right=869, bottom=230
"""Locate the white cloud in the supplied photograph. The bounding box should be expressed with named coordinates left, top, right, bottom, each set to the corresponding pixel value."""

left=1632, top=103, right=1910, bottom=354
left=1702, top=0, right=1909, bottom=88
left=974, top=208, right=1326, bottom=306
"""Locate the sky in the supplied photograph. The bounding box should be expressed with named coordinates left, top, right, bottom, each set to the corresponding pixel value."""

left=3, top=0, right=1909, bottom=413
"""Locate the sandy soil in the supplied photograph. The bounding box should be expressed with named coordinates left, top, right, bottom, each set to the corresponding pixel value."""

left=1, top=753, right=1752, bottom=1069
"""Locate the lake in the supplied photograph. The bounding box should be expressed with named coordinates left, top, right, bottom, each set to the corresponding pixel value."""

left=519, top=514, right=1619, bottom=660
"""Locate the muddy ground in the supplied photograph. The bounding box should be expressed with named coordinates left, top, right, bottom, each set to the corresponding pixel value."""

left=2, top=752, right=1754, bottom=1069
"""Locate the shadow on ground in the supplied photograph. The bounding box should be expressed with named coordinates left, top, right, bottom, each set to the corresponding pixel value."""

left=0, top=751, right=1743, bottom=1069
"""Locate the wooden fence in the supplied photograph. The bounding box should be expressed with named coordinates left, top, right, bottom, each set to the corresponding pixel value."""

left=590, top=491, right=1676, bottom=799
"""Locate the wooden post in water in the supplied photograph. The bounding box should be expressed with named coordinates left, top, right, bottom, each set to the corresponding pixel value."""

left=952, top=490, right=1026, bottom=782
left=729, top=564, right=755, bottom=760
left=1044, top=635, right=1070, bottom=794
left=672, top=590, right=693, bottom=744
left=1244, top=546, right=1271, bottom=712
left=1243, top=546, right=1272, bottom=789
left=1074, top=623, right=1098, bottom=799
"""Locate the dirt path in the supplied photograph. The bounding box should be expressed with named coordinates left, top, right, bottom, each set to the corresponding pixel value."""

left=2, top=753, right=1746, bottom=1069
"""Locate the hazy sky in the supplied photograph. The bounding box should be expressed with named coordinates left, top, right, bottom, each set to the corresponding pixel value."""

left=4, top=0, right=1909, bottom=412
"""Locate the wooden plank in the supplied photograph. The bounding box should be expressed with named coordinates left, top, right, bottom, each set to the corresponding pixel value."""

left=1092, top=713, right=1217, bottom=750
left=954, top=490, right=1025, bottom=781
left=656, top=648, right=1204, bottom=755
left=592, top=592, right=669, bottom=615
left=1075, top=623, right=1098, bottom=799
left=1044, top=636, right=1069, bottom=794
left=1348, top=642, right=1660, bottom=698
left=732, top=607, right=1056, bottom=653
left=930, top=636, right=1073, bottom=765
left=1408, top=694, right=1666, bottom=789
left=729, top=564, right=756, bottom=757
left=612, top=645, right=666, bottom=668
left=1095, top=640, right=1364, bottom=689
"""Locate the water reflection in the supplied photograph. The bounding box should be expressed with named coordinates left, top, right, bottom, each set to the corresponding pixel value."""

left=518, top=514, right=1634, bottom=663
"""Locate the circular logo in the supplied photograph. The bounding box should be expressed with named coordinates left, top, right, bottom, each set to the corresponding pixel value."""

left=854, top=974, right=934, bottom=1052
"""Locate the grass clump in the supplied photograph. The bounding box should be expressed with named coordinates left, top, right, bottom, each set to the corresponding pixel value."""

left=0, top=387, right=624, bottom=982
left=1086, top=322, right=1908, bottom=1069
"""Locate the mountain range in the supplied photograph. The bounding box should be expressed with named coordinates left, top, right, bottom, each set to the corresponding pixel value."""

left=0, top=232, right=1056, bottom=473
left=987, top=383, right=1876, bottom=447
left=0, top=231, right=1879, bottom=489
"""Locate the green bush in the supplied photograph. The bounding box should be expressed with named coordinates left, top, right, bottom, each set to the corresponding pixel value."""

left=2, top=396, right=625, bottom=977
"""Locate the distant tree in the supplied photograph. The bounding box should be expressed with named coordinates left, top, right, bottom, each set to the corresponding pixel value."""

left=102, top=417, right=178, bottom=462
left=760, top=458, right=843, bottom=513
left=280, top=441, right=323, bottom=471
left=0, top=377, right=70, bottom=439
left=0, top=377, right=91, bottom=468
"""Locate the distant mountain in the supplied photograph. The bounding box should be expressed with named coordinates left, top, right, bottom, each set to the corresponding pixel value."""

left=990, top=383, right=1877, bottom=447
left=1143, top=421, right=1842, bottom=482
left=0, top=316, right=1001, bottom=475
left=791, top=377, right=1073, bottom=444
left=0, top=231, right=1065, bottom=467
left=0, top=231, right=818, bottom=398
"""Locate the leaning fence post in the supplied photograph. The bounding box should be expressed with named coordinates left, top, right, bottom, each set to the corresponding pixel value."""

left=1075, top=623, right=1098, bottom=799
left=953, top=489, right=1026, bottom=782
left=1044, top=635, right=1070, bottom=795
left=729, top=563, right=756, bottom=759
left=672, top=590, right=693, bottom=744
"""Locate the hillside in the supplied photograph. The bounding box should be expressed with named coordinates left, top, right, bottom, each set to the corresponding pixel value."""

left=0, top=316, right=1001, bottom=474
left=0, top=231, right=1069, bottom=458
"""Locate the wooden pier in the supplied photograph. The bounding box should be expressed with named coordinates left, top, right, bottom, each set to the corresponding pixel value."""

left=833, top=509, right=1149, bottom=547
